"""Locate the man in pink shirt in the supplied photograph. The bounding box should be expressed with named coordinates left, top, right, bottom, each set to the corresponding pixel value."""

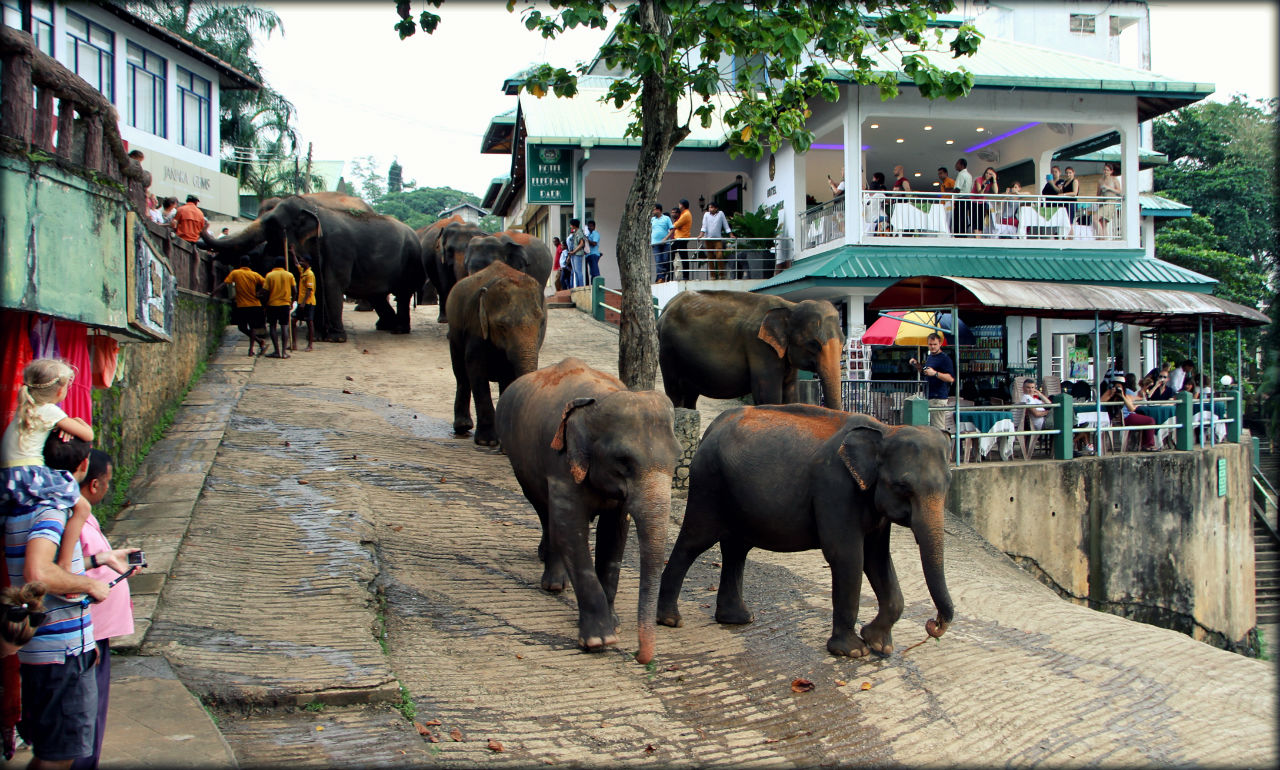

left=74, top=450, right=141, bottom=770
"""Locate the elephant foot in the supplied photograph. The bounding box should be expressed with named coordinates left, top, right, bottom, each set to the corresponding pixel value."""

left=323, top=333, right=347, bottom=343
left=474, top=432, right=500, bottom=447
left=860, top=623, right=894, bottom=656
left=540, top=568, right=566, bottom=593
left=827, top=630, right=870, bottom=658
left=375, top=319, right=393, bottom=331
left=714, top=603, right=753, bottom=625
left=453, top=418, right=474, bottom=436
left=436, top=313, right=448, bottom=324
left=354, top=300, right=375, bottom=312
left=578, top=618, right=619, bottom=652
left=390, top=327, right=410, bottom=335
left=656, top=606, right=682, bottom=628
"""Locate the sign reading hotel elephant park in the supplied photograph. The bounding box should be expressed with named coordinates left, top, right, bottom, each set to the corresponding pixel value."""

left=526, top=146, right=572, bottom=205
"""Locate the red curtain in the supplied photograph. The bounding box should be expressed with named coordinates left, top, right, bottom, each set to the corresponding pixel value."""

left=53, top=320, right=91, bottom=422
left=0, top=310, right=34, bottom=749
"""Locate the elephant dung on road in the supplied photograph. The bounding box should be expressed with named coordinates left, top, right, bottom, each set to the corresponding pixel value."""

left=420, top=216, right=487, bottom=324
left=464, top=231, right=553, bottom=293
left=496, top=358, right=679, bottom=665
left=204, top=195, right=425, bottom=342
left=658, top=405, right=954, bottom=658
left=657, top=290, right=845, bottom=410
left=445, top=261, right=547, bottom=446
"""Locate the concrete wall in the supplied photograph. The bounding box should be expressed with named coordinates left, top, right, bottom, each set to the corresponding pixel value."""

left=92, top=291, right=227, bottom=489
left=949, top=442, right=1257, bottom=653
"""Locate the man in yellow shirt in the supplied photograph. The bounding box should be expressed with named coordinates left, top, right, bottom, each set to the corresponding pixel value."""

left=262, top=257, right=297, bottom=359
left=209, top=256, right=266, bottom=356
left=291, top=255, right=317, bottom=353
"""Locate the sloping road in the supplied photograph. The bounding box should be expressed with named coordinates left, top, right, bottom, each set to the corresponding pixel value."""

left=143, top=304, right=1277, bottom=767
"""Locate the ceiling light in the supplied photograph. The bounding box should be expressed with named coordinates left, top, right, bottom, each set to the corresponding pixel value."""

left=976, top=127, right=985, bottom=132
left=913, top=172, right=921, bottom=177
left=869, top=123, right=880, bottom=129
left=945, top=139, right=954, bottom=145
left=924, top=125, right=933, bottom=131
left=896, top=138, right=904, bottom=143
left=932, top=181, right=940, bottom=187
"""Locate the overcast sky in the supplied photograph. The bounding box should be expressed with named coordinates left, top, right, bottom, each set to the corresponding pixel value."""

left=254, top=2, right=1278, bottom=198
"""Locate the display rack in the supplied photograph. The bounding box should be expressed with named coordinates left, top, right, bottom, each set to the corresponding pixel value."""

left=846, top=326, right=870, bottom=380
left=961, top=324, right=1005, bottom=374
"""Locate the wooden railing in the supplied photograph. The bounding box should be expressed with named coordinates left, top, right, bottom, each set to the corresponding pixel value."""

left=1, top=25, right=148, bottom=221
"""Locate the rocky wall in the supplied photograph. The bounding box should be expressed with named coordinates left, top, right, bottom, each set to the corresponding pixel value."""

left=672, top=407, right=700, bottom=495
left=948, top=442, right=1258, bottom=654
left=92, top=291, right=227, bottom=494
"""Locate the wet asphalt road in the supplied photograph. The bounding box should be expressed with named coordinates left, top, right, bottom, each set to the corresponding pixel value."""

left=140, top=304, right=1277, bottom=767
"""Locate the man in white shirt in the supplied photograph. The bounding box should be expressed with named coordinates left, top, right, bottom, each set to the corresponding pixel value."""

left=952, top=158, right=974, bottom=235
left=698, top=202, right=732, bottom=279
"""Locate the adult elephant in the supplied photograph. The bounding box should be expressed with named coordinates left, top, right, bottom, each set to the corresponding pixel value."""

left=420, top=216, right=486, bottom=323
left=657, top=290, right=845, bottom=410
left=203, top=195, right=425, bottom=342
left=464, top=231, right=553, bottom=293
left=446, top=261, right=546, bottom=446
left=657, top=405, right=954, bottom=658
left=496, top=358, right=679, bottom=665
left=258, top=191, right=373, bottom=217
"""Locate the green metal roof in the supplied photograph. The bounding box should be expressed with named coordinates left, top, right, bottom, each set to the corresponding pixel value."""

left=831, top=37, right=1213, bottom=120
left=753, top=245, right=1216, bottom=295
left=1139, top=193, right=1193, bottom=218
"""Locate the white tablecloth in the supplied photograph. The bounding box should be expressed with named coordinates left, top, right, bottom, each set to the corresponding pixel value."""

left=1192, top=411, right=1227, bottom=442
left=891, top=203, right=949, bottom=233
left=1017, top=205, right=1071, bottom=237
left=960, top=418, right=1016, bottom=460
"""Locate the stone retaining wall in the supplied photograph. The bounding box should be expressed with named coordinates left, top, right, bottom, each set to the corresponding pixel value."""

left=92, top=291, right=227, bottom=494
left=672, top=407, right=700, bottom=494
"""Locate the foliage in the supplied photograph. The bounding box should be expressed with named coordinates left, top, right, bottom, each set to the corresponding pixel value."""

left=128, top=1, right=311, bottom=198
left=348, top=155, right=387, bottom=203
left=388, top=159, right=404, bottom=194
left=1154, top=96, right=1278, bottom=268
left=396, top=1, right=981, bottom=388
left=374, top=186, right=487, bottom=230
left=1155, top=215, right=1269, bottom=387
left=730, top=204, right=781, bottom=244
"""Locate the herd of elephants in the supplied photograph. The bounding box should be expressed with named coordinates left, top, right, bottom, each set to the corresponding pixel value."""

left=200, top=192, right=954, bottom=666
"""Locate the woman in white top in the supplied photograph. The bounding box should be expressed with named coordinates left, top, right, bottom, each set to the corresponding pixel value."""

left=1095, top=162, right=1123, bottom=238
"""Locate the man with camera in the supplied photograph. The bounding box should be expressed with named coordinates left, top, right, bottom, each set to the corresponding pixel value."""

left=1101, top=372, right=1159, bottom=452
left=909, top=333, right=956, bottom=430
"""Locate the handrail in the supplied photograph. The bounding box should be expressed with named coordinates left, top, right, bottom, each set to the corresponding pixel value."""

left=589, top=277, right=658, bottom=324
left=1252, top=477, right=1280, bottom=546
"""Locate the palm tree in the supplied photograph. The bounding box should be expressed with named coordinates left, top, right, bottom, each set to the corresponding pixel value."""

left=127, top=1, right=301, bottom=193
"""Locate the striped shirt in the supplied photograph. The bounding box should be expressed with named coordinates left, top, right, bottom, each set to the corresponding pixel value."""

left=5, top=505, right=95, bottom=664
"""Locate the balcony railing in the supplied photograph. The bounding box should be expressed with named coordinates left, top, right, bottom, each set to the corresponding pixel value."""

left=801, top=190, right=1127, bottom=250
left=664, top=236, right=793, bottom=282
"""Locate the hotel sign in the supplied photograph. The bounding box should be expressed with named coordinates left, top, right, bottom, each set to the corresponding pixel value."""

left=526, top=146, right=572, bottom=205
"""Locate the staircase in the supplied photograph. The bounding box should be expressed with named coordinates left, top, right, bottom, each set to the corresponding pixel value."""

left=1253, top=446, right=1279, bottom=625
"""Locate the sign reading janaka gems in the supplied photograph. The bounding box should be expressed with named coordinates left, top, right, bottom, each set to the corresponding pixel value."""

left=526, top=146, right=572, bottom=205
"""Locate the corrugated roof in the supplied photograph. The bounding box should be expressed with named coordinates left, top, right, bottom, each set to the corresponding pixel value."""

left=753, top=245, right=1216, bottom=293
left=869, top=276, right=1268, bottom=330
left=832, top=37, right=1212, bottom=119
left=519, top=87, right=736, bottom=148
left=1073, top=148, right=1168, bottom=166
left=1139, top=193, right=1193, bottom=218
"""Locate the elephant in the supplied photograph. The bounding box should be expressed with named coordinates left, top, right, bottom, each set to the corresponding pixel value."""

left=420, top=216, right=487, bottom=323
left=657, top=290, right=845, bottom=410
left=445, top=261, right=547, bottom=446
left=495, top=358, right=679, bottom=665
left=203, top=195, right=425, bottom=342
left=464, top=231, right=553, bottom=292
left=258, top=191, right=373, bottom=217
left=657, top=405, right=954, bottom=659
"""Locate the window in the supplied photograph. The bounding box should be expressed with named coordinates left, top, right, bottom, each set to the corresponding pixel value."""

left=176, top=66, right=211, bottom=154
left=3, top=0, right=54, bottom=55
left=127, top=42, right=166, bottom=137
left=1069, top=13, right=1096, bottom=35
left=66, top=10, right=114, bottom=101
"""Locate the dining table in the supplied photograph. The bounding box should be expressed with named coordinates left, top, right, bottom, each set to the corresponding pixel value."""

left=889, top=201, right=950, bottom=234
left=1017, top=204, right=1071, bottom=238
left=958, top=410, right=1016, bottom=460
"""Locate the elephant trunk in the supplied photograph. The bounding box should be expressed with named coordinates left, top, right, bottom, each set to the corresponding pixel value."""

left=628, top=472, right=671, bottom=665
left=511, top=347, right=540, bottom=380
left=912, top=496, right=954, bottom=638
left=818, top=338, right=844, bottom=411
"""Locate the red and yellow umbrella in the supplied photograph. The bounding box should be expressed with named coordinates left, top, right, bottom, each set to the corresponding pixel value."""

left=860, top=311, right=973, bottom=346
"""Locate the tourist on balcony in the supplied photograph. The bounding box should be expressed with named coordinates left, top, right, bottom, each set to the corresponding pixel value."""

left=1042, top=166, right=1062, bottom=197
left=1020, top=378, right=1051, bottom=431
left=827, top=174, right=845, bottom=197
left=565, top=219, right=586, bottom=288
left=937, top=167, right=955, bottom=193
left=1058, top=167, right=1080, bottom=229
left=864, top=173, right=889, bottom=233
left=698, top=202, right=732, bottom=280
left=973, top=168, right=999, bottom=234
left=1095, top=162, right=1123, bottom=239
left=892, top=165, right=912, bottom=193
left=952, top=158, right=974, bottom=235
left=173, top=195, right=211, bottom=245
left=159, top=197, right=179, bottom=226
left=650, top=204, right=673, bottom=283
left=1102, top=373, right=1159, bottom=451
left=1168, top=359, right=1194, bottom=394
left=146, top=194, right=164, bottom=225
left=668, top=200, right=692, bottom=281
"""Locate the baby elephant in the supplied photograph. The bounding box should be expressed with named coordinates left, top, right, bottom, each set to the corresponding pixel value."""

left=496, top=358, right=679, bottom=664
left=446, top=261, right=546, bottom=445
left=658, top=405, right=954, bottom=658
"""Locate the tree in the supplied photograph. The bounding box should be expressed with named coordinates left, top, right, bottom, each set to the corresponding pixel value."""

left=388, top=158, right=404, bottom=194
left=347, top=155, right=387, bottom=203
left=1155, top=215, right=1269, bottom=385
left=396, top=0, right=982, bottom=389
left=1154, top=96, right=1278, bottom=268
left=374, top=185, right=485, bottom=229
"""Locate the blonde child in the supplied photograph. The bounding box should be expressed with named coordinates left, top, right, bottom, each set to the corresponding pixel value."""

left=1, top=359, right=95, bottom=570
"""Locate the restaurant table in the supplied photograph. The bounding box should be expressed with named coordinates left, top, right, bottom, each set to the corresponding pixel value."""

left=1137, top=404, right=1176, bottom=424
left=1017, top=205, right=1071, bottom=238
left=958, top=410, right=1015, bottom=460
left=1193, top=401, right=1227, bottom=418
left=890, top=201, right=950, bottom=234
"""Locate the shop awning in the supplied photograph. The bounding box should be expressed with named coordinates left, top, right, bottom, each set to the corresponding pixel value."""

left=869, top=276, right=1269, bottom=331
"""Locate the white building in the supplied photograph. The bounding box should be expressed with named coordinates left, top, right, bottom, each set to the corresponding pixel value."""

left=2, top=0, right=259, bottom=215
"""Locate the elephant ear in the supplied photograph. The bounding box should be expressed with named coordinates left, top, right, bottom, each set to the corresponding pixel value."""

left=757, top=307, right=790, bottom=358
left=477, top=286, right=492, bottom=339
left=505, top=240, right=528, bottom=272
left=550, top=397, right=596, bottom=484
left=836, top=426, right=883, bottom=492
left=288, top=208, right=322, bottom=256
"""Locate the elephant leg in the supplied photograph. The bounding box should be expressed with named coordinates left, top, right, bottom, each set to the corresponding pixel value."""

left=551, top=503, right=617, bottom=652
left=782, top=368, right=799, bottom=404
left=860, top=523, right=903, bottom=655
left=371, top=294, right=397, bottom=331
left=469, top=348, right=499, bottom=446
left=594, top=510, right=629, bottom=632
left=822, top=539, right=869, bottom=658
left=436, top=273, right=453, bottom=323
left=449, top=336, right=473, bottom=436
left=392, top=292, right=412, bottom=333
left=658, top=481, right=725, bottom=627
left=750, top=370, right=785, bottom=406
left=319, top=272, right=347, bottom=342
left=714, top=537, right=755, bottom=625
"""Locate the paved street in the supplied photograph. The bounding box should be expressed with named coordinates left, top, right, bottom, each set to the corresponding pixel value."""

left=128, top=303, right=1275, bottom=767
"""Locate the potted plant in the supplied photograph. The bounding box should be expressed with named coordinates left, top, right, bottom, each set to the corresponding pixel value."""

left=729, top=205, right=781, bottom=279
